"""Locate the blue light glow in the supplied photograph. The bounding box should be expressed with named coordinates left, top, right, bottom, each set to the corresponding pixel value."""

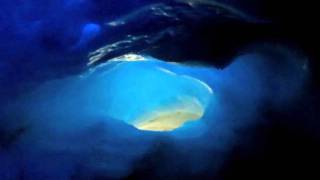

left=1, top=48, right=309, bottom=179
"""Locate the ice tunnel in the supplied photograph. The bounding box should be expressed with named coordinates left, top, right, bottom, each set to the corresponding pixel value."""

left=25, top=54, right=214, bottom=132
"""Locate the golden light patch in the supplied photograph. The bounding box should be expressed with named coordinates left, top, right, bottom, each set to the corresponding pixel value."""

left=133, top=97, right=204, bottom=131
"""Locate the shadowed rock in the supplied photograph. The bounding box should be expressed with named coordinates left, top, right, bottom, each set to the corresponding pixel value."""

left=88, top=0, right=269, bottom=67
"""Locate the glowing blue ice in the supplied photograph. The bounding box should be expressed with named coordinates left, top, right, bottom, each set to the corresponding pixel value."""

left=2, top=48, right=309, bottom=179
left=25, top=55, right=213, bottom=132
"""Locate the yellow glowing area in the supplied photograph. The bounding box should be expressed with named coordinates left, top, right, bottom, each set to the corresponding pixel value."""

left=133, top=97, right=204, bottom=131
left=135, top=110, right=203, bottom=131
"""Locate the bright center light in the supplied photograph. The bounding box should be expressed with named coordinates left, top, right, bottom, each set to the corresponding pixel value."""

left=134, top=97, right=204, bottom=131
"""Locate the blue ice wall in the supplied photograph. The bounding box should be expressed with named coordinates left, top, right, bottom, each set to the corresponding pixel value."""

left=1, top=55, right=216, bottom=178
